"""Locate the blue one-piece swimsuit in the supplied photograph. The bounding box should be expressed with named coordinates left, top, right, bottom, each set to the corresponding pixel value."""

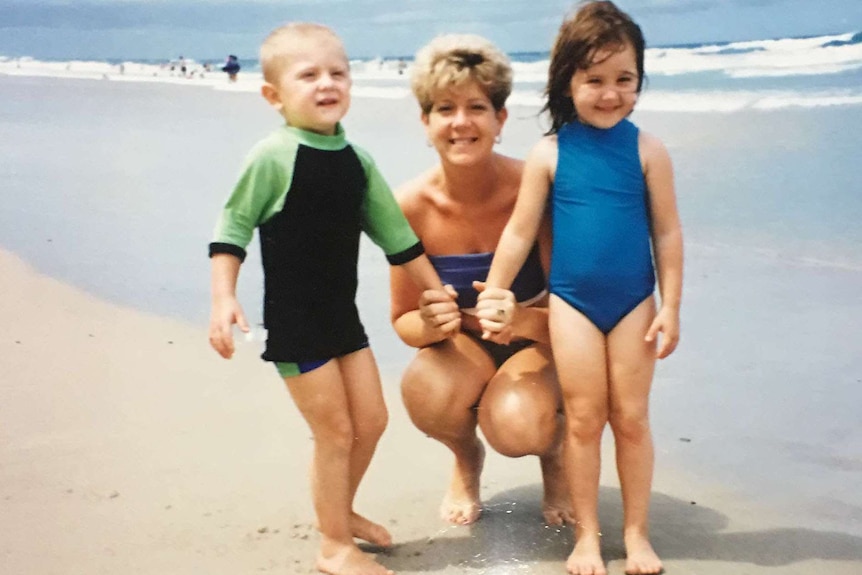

left=549, top=119, right=655, bottom=335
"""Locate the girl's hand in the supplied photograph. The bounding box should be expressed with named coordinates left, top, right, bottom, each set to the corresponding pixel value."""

left=418, top=284, right=461, bottom=338
left=474, top=281, right=516, bottom=344
left=209, top=295, right=249, bottom=359
left=645, top=305, right=680, bottom=359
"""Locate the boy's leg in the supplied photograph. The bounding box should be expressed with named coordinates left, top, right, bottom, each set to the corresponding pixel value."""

left=336, top=347, right=392, bottom=547
left=606, top=296, right=663, bottom=575
left=400, top=334, right=495, bottom=525
left=283, top=362, right=392, bottom=575
left=548, top=295, right=610, bottom=575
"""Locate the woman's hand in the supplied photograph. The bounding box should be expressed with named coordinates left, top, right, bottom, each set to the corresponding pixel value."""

left=474, top=281, right=516, bottom=344
left=418, top=284, right=461, bottom=338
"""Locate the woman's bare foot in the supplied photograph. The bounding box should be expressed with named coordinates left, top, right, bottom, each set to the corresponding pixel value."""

left=624, top=531, right=663, bottom=574
left=317, top=542, right=393, bottom=575
left=440, top=440, right=485, bottom=525
left=540, top=449, right=574, bottom=525
left=350, top=512, right=392, bottom=548
left=566, top=532, right=606, bottom=575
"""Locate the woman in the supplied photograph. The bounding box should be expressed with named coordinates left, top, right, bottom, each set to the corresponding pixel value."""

left=390, top=34, right=572, bottom=526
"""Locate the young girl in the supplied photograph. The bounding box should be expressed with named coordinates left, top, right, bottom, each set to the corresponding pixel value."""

left=478, top=2, right=683, bottom=574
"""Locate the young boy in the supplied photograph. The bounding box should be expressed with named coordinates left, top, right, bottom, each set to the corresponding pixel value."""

left=208, top=22, right=450, bottom=575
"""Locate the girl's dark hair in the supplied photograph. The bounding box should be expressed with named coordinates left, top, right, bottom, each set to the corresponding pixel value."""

left=542, top=1, right=646, bottom=134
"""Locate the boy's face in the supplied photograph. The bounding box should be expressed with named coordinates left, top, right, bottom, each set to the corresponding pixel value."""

left=262, top=34, right=351, bottom=135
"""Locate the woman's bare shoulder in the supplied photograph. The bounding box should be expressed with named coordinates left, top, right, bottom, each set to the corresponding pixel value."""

left=496, top=152, right=526, bottom=180
left=395, top=167, right=441, bottom=212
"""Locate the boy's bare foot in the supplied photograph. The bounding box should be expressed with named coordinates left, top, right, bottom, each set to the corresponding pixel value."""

left=440, top=441, right=485, bottom=525
left=350, top=512, right=392, bottom=548
left=624, top=531, right=663, bottom=574
left=317, top=543, right=393, bottom=575
left=566, top=532, right=606, bottom=575
left=540, top=450, right=574, bottom=525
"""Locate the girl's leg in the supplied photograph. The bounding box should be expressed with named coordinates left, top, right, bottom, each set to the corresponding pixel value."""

left=548, top=295, right=610, bottom=575
left=337, top=347, right=392, bottom=547
left=283, top=362, right=392, bottom=575
left=606, top=296, right=663, bottom=575
left=477, top=344, right=572, bottom=525
left=400, top=333, right=495, bottom=525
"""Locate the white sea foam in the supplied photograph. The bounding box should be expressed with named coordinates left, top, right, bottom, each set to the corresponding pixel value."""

left=2, top=32, right=860, bottom=112
left=648, top=33, right=862, bottom=78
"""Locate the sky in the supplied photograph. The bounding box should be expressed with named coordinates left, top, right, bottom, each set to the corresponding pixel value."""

left=0, top=0, right=860, bottom=61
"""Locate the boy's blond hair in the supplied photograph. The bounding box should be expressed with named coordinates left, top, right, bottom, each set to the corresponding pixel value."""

left=260, top=22, right=345, bottom=83
left=410, top=34, right=512, bottom=115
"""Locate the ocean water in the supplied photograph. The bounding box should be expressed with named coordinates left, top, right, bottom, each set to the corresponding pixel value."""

left=2, top=29, right=862, bottom=543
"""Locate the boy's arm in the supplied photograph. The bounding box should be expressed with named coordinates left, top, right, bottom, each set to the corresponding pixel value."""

left=641, top=131, right=683, bottom=359
left=208, top=136, right=289, bottom=358
left=477, top=137, right=556, bottom=338
left=388, top=184, right=461, bottom=348
left=357, top=150, right=459, bottom=343
left=209, top=253, right=249, bottom=359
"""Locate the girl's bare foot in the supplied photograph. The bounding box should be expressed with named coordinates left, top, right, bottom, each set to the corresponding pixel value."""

left=440, top=441, right=485, bottom=525
left=317, top=542, right=393, bottom=575
left=624, top=531, right=663, bottom=574
left=350, top=512, right=392, bottom=548
left=566, top=532, right=606, bottom=575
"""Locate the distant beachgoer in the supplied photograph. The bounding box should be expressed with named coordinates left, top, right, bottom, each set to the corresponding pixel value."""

left=179, top=55, right=187, bottom=77
left=207, top=22, right=451, bottom=575
left=390, top=33, right=572, bottom=527
left=480, top=2, right=683, bottom=574
left=221, top=54, right=241, bottom=82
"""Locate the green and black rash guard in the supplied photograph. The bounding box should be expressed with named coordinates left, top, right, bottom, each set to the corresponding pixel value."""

left=209, top=124, right=424, bottom=363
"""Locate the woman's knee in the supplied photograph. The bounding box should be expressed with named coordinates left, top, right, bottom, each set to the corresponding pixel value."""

left=401, top=352, right=482, bottom=433
left=479, top=376, right=561, bottom=457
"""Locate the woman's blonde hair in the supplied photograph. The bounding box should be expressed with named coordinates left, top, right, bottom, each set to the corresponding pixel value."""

left=410, top=34, right=512, bottom=114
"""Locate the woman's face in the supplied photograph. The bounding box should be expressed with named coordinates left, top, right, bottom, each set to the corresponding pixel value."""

left=422, top=80, right=507, bottom=166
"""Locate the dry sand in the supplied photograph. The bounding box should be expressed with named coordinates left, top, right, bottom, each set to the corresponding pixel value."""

left=2, top=247, right=861, bottom=575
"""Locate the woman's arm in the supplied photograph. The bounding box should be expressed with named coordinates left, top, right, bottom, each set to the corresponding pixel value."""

left=389, top=183, right=460, bottom=348
left=641, top=131, right=683, bottom=359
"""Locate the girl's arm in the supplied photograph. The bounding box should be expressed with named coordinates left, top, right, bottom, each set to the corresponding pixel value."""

left=641, top=131, right=683, bottom=359
left=477, top=137, right=556, bottom=338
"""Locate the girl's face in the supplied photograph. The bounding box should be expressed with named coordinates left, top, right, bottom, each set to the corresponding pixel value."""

left=422, top=80, right=507, bottom=166
left=569, top=42, right=639, bottom=129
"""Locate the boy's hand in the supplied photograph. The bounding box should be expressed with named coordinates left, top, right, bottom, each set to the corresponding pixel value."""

left=418, top=284, right=461, bottom=338
left=209, top=296, right=249, bottom=359
left=645, top=305, right=679, bottom=359
left=474, top=281, right=515, bottom=344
